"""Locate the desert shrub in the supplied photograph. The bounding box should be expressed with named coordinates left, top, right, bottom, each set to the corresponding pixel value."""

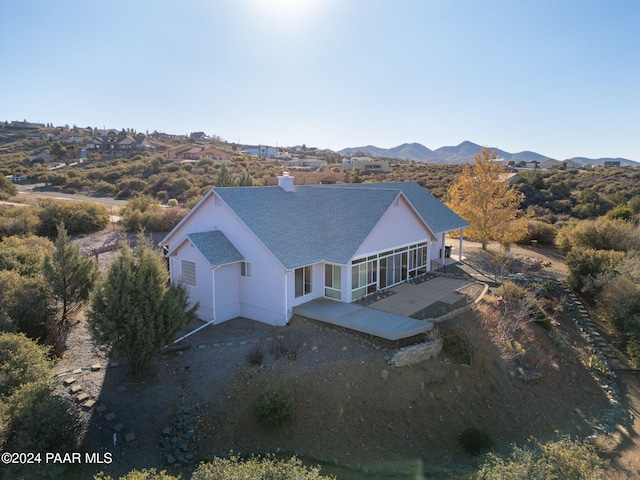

left=247, top=344, right=264, bottom=365
left=192, top=454, right=333, bottom=480
left=94, top=469, right=179, bottom=480
left=36, top=198, right=109, bottom=237
left=496, top=281, right=526, bottom=303
left=0, top=234, right=53, bottom=277
left=0, top=204, right=39, bottom=238
left=0, top=270, right=51, bottom=340
left=254, top=386, right=293, bottom=430
left=565, top=247, right=624, bottom=297
left=0, top=332, right=51, bottom=396
left=606, top=205, right=634, bottom=221
left=478, top=437, right=607, bottom=479
left=516, top=219, right=557, bottom=246
left=442, top=328, right=473, bottom=365
left=597, top=275, right=640, bottom=330
left=625, top=316, right=640, bottom=369
left=556, top=218, right=638, bottom=254
left=458, top=427, right=494, bottom=456
left=1, top=381, right=82, bottom=478
left=0, top=174, right=18, bottom=199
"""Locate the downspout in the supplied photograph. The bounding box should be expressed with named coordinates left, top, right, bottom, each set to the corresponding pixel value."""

left=170, top=266, right=219, bottom=345
left=459, top=229, right=464, bottom=262
left=426, top=238, right=432, bottom=272
left=283, top=269, right=288, bottom=326
left=440, top=232, right=446, bottom=266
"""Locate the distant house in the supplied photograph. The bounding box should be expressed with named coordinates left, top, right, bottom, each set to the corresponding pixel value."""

left=265, top=172, right=345, bottom=186
left=604, top=160, right=621, bottom=168
left=160, top=174, right=468, bottom=326
left=342, top=156, right=390, bottom=173
left=166, top=144, right=228, bottom=161
left=243, top=145, right=278, bottom=158
left=87, top=134, right=154, bottom=152
left=190, top=132, right=208, bottom=141
left=283, top=158, right=327, bottom=169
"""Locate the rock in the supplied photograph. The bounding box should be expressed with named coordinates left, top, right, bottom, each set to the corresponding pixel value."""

left=166, top=454, right=176, bottom=464
left=162, top=427, right=172, bottom=436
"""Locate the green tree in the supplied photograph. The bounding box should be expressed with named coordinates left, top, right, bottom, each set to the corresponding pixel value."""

left=446, top=147, right=528, bottom=250
left=214, top=164, right=236, bottom=187
left=88, top=239, right=197, bottom=374
left=478, top=437, right=607, bottom=479
left=49, top=141, right=66, bottom=160
left=43, top=224, right=98, bottom=354
left=0, top=174, right=17, bottom=200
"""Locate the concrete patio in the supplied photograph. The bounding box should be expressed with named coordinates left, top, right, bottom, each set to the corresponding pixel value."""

left=292, top=299, right=433, bottom=342
left=368, top=276, right=473, bottom=316
left=293, top=275, right=474, bottom=342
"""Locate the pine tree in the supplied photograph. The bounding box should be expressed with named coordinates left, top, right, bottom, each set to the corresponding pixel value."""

left=446, top=148, right=528, bottom=250
left=43, top=224, right=98, bottom=354
left=87, top=239, right=197, bottom=374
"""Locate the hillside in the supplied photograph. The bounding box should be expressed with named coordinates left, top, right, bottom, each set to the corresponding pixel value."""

left=338, top=141, right=639, bottom=166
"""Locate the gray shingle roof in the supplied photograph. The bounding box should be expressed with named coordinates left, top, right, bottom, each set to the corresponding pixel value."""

left=186, top=231, right=244, bottom=267
left=215, top=186, right=399, bottom=269
left=214, top=182, right=467, bottom=270
left=323, top=182, right=469, bottom=234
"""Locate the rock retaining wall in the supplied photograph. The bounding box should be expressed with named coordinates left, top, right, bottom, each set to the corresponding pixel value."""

left=389, top=338, right=443, bottom=367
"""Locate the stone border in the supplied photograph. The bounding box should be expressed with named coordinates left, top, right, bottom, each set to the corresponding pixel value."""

left=559, top=284, right=622, bottom=442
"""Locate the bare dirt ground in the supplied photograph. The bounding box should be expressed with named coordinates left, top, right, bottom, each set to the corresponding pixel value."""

left=51, top=233, right=640, bottom=479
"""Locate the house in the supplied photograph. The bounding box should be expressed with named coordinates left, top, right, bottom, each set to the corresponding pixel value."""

left=87, top=134, right=153, bottom=152
left=190, top=132, right=208, bottom=141
left=342, top=156, right=390, bottom=173
left=283, top=158, right=328, bottom=169
left=160, top=174, right=469, bottom=327
left=243, top=145, right=278, bottom=158
left=265, top=172, right=345, bottom=186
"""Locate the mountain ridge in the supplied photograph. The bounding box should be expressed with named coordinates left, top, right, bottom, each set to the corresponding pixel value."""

left=337, top=141, right=639, bottom=166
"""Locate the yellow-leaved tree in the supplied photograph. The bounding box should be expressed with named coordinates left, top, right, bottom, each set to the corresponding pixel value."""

left=446, top=147, right=528, bottom=250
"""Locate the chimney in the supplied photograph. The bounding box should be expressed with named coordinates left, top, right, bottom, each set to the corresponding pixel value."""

left=277, top=171, right=295, bottom=192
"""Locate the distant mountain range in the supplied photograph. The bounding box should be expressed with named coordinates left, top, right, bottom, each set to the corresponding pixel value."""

left=337, top=141, right=639, bottom=167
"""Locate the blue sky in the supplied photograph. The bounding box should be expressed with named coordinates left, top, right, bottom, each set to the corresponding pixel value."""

left=1, top=0, right=638, bottom=160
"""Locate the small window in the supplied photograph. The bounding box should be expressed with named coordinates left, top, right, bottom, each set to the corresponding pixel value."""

left=181, top=260, right=196, bottom=287
left=241, top=261, right=251, bottom=277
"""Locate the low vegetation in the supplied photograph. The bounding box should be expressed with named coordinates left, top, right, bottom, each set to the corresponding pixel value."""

left=478, top=437, right=608, bottom=479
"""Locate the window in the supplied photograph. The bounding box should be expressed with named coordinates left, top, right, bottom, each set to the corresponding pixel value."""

left=295, top=265, right=312, bottom=298
left=181, top=260, right=196, bottom=287
left=241, top=261, right=251, bottom=277
left=324, top=264, right=341, bottom=300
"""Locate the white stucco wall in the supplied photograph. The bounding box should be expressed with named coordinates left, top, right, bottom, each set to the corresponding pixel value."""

left=354, top=195, right=433, bottom=258
left=171, top=240, right=214, bottom=321
left=165, top=191, right=288, bottom=326
left=214, top=263, right=240, bottom=322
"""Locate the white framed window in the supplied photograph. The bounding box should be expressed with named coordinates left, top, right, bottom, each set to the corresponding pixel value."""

left=295, top=265, right=312, bottom=298
left=324, top=264, right=341, bottom=300
left=241, top=261, right=252, bottom=277
left=181, top=260, right=197, bottom=287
